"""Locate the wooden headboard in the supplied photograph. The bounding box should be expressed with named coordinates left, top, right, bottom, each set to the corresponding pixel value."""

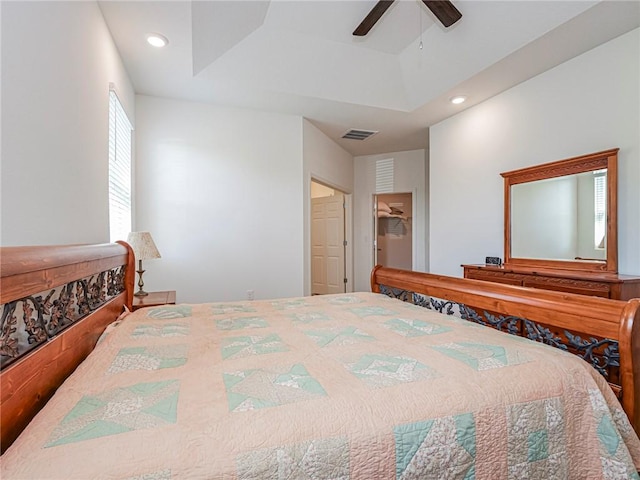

left=0, top=242, right=134, bottom=452
left=371, top=266, right=640, bottom=435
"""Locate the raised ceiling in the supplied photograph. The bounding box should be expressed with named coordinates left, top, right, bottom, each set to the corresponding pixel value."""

left=99, top=1, right=640, bottom=156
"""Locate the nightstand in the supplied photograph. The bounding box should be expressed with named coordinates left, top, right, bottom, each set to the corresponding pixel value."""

left=132, top=290, right=176, bottom=311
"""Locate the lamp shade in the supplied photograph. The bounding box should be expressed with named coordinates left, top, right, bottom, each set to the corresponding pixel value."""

left=126, top=231, right=161, bottom=261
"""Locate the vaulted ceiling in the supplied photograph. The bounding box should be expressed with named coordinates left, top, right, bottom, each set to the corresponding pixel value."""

left=99, top=1, right=639, bottom=155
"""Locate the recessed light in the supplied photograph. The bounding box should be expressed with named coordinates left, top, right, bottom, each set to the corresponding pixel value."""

left=146, top=33, right=169, bottom=48
left=450, top=95, right=467, bottom=105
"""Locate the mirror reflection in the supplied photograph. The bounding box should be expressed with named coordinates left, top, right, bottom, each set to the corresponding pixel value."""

left=511, top=169, right=607, bottom=262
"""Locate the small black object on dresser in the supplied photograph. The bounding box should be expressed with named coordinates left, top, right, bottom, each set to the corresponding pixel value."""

left=485, top=256, right=502, bottom=266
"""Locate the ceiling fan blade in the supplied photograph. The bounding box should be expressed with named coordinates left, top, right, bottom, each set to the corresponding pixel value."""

left=353, top=0, right=395, bottom=36
left=422, top=0, right=462, bottom=28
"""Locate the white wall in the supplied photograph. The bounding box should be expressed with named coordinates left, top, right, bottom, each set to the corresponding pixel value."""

left=430, top=28, right=640, bottom=276
left=135, top=95, right=304, bottom=303
left=303, top=120, right=354, bottom=295
left=1, top=1, right=135, bottom=246
left=353, top=149, right=427, bottom=292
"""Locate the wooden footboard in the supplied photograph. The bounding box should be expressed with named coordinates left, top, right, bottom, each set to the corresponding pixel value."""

left=0, top=242, right=134, bottom=452
left=371, top=266, right=640, bottom=434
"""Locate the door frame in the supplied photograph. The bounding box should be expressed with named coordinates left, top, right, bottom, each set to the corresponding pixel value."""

left=373, top=190, right=417, bottom=270
left=308, top=177, right=353, bottom=295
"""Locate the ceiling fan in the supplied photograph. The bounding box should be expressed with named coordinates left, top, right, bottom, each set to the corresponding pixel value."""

left=353, top=0, right=462, bottom=36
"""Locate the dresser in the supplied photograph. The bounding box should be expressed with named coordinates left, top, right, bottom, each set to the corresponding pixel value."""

left=462, top=264, right=640, bottom=301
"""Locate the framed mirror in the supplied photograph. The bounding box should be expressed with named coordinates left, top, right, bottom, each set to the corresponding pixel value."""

left=502, top=149, right=618, bottom=272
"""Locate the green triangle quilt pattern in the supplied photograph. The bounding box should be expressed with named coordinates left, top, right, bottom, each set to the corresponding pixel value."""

left=216, top=316, right=268, bottom=331
left=288, top=312, right=331, bottom=324
left=223, top=364, right=326, bottom=413
left=221, top=333, right=289, bottom=360
left=395, top=412, right=476, bottom=480
left=45, top=380, right=179, bottom=448
left=303, top=326, right=374, bottom=347
left=211, top=304, right=257, bottom=315
left=432, top=342, right=530, bottom=371
left=344, top=354, right=439, bottom=388
left=146, top=306, right=192, bottom=319
left=588, top=389, right=640, bottom=479
left=271, top=299, right=310, bottom=310
left=383, top=318, right=452, bottom=337
left=237, top=437, right=349, bottom=479
left=131, top=323, right=189, bottom=338
left=107, top=345, right=188, bottom=374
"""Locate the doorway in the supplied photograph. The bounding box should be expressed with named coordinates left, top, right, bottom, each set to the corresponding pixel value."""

left=374, top=192, right=413, bottom=269
left=311, top=181, right=347, bottom=295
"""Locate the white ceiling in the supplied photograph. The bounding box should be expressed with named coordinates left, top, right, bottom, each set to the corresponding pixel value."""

left=98, top=0, right=640, bottom=156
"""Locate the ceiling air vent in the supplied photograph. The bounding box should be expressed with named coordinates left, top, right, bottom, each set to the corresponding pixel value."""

left=341, top=129, right=378, bottom=141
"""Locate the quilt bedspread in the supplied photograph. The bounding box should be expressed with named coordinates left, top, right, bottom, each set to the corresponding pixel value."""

left=2, top=292, right=640, bottom=479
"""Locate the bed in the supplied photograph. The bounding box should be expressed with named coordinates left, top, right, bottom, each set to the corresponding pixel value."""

left=2, top=243, right=640, bottom=479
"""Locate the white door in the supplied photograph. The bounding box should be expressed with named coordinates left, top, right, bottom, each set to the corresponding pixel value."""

left=311, top=193, right=345, bottom=295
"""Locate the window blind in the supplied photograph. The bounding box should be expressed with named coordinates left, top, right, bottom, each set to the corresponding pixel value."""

left=594, top=170, right=606, bottom=249
left=108, top=90, right=133, bottom=242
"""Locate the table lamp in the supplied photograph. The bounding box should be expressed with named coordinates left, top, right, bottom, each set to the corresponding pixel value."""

left=126, top=231, right=161, bottom=297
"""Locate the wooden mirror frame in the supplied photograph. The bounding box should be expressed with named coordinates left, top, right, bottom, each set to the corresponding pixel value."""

left=502, top=148, right=618, bottom=273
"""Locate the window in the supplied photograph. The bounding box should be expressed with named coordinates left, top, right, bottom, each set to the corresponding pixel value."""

left=108, top=89, right=133, bottom=242
left=594, top=169, right=606, bottom=249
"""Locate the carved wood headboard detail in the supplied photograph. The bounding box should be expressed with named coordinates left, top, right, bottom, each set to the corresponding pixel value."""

left=0, top=242, right=134, bottom=453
